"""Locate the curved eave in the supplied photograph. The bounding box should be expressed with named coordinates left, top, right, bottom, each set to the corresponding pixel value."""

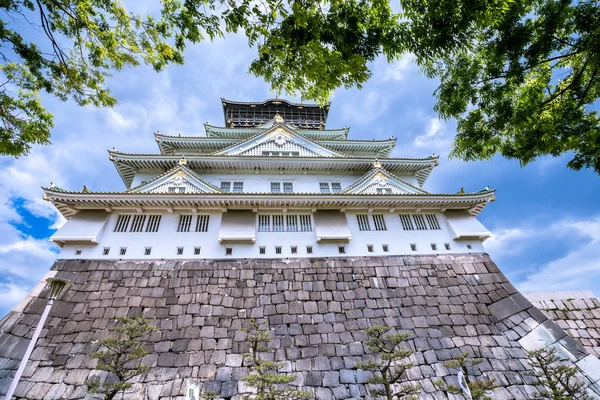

left=158, top=134, right=394, bottom=157
left=205, top=124, right=348, bottom=140
left=43, top=190, right=495, bottom=219
left=108, top=152, right=439, bottom=188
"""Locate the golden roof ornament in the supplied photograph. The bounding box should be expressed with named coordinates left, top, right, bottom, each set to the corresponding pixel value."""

left=82, top=185, right=89, bottom=193
left=458, top=186, right=465, bottom=194
left=50, top=182, right=55, bottom=189
left=274, top=113, right=284, bottom=124
left=179, top=156, right=187, bottom=166
left=373, top=159, right=382, bottom=169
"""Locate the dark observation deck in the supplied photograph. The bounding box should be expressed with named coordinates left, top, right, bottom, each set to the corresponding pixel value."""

left=222, top=98, right=330, bottom=130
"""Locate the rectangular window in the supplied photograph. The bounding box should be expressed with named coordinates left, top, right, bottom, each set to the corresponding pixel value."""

left=120, top=247, right=127, bottom=256
left=221, top=181, right=231, bottom=192
left=103, top=247, right=110, bottom=256
left=225, top=247, right=233, bottom=255
left=299, top=215, right=312, bottom=232
left=306, top=246, right=313, bottom=254
left=258, top=215, right=270, bottom=232
left=196, top=215, right=210, bottom=232
left=283, top=182, right=293, bottom=193
left=114, top=215, right=131, bottom=232
left=319, top=182, right=330, bottom=193
left=425, top=214, right=441, bottom=230
left=376, top=188, right=392, bottom=194
left=357, top=214, right=371, bottom=231
left=177, top=215, right=193, bottom=232
left=177, top=247, right=184, bottom=255
left=130, top=215, right=147, bottom=232
left=444, top=243, right=451, bottom=250
left=367, top=245, right=374, bottom=253
left=431, top=243, right=437, bottom=251
left=146, top=215, right=161, bottom=232
left=286, top=215, right=298, bottom=232
left=272, top=215, right=284, bottom=232
left=372, top=214, right=387, bottom=231
left=194, top=247, right=201, bottom=255
left=75, top=249, right=82, bottom=255
left=331, top=182, right=342, bottom=193
left=259, top=246, right=266, bottom=255
left=382, top=244, right=389, bottom=252
left=338, top=246, right=346, bottom=254
left=467, top=244, right=472, bottom=250
left=270, top=182, right=281, bottom=193
left=399, top=214, right=414, bottom=231
left=291, top=246, right=297, bottom=254
left=320, top=182, right=342, bottom=193
left=275, top=246, right=282, bottom=254
left=145, top=247, right=152, bottom=256
left=232, top=182, right=244, bottom=193
left=410, top=244, right=417, bottom=252
left=413, top=214, right=427, bottom=230
left=168, top=186, right=186, bottom=193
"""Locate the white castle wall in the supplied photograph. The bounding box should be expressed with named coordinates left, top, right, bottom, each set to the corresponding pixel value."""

left=56, top=211, right=485, bottom=260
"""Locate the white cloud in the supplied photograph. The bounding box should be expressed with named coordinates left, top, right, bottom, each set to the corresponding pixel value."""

left=340, top=91, right=390, bottom=127
left=413, top=118, right=454, bottom=155
left=517, top=217, right=600, bottom=294
left=0, top=281, right=31, bottom=313
left=381, top=56, right=415, bottom=82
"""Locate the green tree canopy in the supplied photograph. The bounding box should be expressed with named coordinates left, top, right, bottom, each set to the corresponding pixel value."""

left=2, top=0, right=598, bottom=174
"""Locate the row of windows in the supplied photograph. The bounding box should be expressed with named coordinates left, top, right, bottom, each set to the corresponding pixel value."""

left=91, top=242, right=464, bottom=257
left=258, top=214, right=312, bottom=232
left=177, top=215, right=210, bottom=232
left=357, top=214, right=440, bottom=231
left=114, top=215, right=162, bottom=233
left=216, top=181, right=344, bottom=194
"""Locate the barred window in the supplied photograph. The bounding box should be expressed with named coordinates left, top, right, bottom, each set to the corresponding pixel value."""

left=103, top=247, right=110, bottom=255
left=194, top=247, right=201, bottom=255
left=319, top=182, right=330, bottom=193
left=145, top=247, right=152, bottom=256
left=146, top=215, right=161, bottom=232
left=114, top=215, right=131, bottom=232
left=372, top=214, right=387, bottom=231
left=233, top=182, right=244, bottom=193
left=299, top=215, right=312, bottom=231
left=331, top=182, right=342, bottom=193
left=177, top=247, right=184, bottom=255
left=177, top=215, right=193, bottom=232
left=120, top=247, right=127, bottom=256
left=272, top=215, right=284, bottom=232
left=259, top=246, right=266, bottom=254
left=275, top=246, right=282, bottom=254
left=357, top=214, right=371, bottom=231
left=413, top=214, right=427, bottom=230
left=320, top=182, right=342, bottom=193
left=221, top=181, right=231, bottom=192
left=130, top=215, right=146, bottom=232
left=258, top=215, right=312, bottom=232
left=271, top=182, right=281, bottom=193
left=399, top=214, right=414, bottom=230
left=425, top=214, right=441, bottom=230
left=195, top=215, right=210, bottom=232
left=258, top=215, right=270, bottom=232
left=306, top=246, right=313, bottom=254
left=286, top=215, right=298, bottom=232
left=283, top=182, right=293, bottom=193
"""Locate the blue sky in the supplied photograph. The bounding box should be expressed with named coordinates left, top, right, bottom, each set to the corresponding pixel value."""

left=0, top=32, right=599, bottom=318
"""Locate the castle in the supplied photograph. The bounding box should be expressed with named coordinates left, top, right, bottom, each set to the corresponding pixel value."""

left=0, top=98, right=599, bottom=399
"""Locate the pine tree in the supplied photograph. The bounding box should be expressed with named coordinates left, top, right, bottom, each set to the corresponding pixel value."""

left=87, top=316, right=158, bottom=400
left=355, top=325, right=420, bottom=400
left=434, top=352, right=495, bottom=400
left=526, top=347, right=592, bottom=400
left=241, top=319, right=313, bottom=400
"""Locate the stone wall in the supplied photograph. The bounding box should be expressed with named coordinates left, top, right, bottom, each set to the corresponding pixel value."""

left=0, top=254, right=598, bottom=399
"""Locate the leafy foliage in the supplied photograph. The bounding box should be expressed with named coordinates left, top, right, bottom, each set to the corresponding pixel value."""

left=526, top=347, right=592, bottom=400
left=241, top=318, right=313, bottom=400
left=355, top=325, right=420, bottom=400
left=434, top=352, right=495, bottom=400
left=4, top=0, right=598, bottom=172
left=87, top=316, right=158, bottom=400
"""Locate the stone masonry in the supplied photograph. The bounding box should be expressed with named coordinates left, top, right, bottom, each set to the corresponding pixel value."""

left=1, top=254, right=599, bottom=399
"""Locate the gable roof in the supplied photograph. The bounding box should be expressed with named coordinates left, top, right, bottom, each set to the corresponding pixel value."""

left=127, top=164, right=222, bottom=194
left=342, top=164, right=429, bottom=195
left=212, top=123, right=347, bottom=158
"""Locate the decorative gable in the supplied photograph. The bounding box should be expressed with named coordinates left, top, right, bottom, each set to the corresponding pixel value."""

left=129, top=165, right=221, bottom=194
left=213, top=125, right=345, bottom=158
left=342, top=166, right=428, bottom=195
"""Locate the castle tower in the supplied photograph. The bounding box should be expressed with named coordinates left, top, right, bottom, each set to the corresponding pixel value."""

left=1, top=98, right=599, bottom=399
